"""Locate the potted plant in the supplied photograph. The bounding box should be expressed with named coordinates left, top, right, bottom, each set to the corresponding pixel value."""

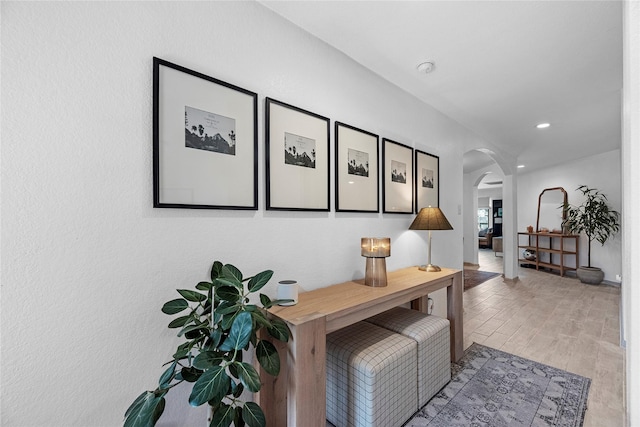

left=124, top=260, right=291, bottom=427
left=562, top=185, right=620, bottom=285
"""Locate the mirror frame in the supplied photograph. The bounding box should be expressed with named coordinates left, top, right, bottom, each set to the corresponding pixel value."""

left=536, top=187, right=568, bottom=233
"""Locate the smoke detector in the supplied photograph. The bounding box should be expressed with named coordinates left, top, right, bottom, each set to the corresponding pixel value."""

left=417, top=61, right=436, bottom=74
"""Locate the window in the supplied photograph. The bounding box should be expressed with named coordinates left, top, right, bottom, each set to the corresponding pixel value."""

left=478, top=208, right=489, bottom=231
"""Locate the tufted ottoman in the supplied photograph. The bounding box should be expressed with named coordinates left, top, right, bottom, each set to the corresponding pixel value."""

left=366, top=307, right=451, bottom=408
left=326, top=321, right=418, bottom=427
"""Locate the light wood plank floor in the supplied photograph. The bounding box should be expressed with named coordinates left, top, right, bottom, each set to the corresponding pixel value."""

left=465, top=249, right=625, bottom=427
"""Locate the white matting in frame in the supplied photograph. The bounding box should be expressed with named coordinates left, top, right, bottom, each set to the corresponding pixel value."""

left=153, top=57, right=257, bottom=209
left=335, top=122, right=379, bottom=212
left=382, top=138, right=414, bottom=214
left=415, top=149, right=440, bottom=209
left=266, top=98, right=330, bottom=211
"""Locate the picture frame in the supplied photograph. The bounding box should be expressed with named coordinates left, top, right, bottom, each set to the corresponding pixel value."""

left=265, top=97, right=330, bottom=211
left=414, top=149, right=440, bottom=210
left=382, top=138, right=414, bottom=214
left=153, top=57, right=258, bottom=209
left=335, top=122, right=379, bottom=212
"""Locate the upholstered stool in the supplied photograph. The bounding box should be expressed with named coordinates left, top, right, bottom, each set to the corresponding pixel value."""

left=326, top=321, right=418, bottom=427
left=366, top=307, right=451, bottom=408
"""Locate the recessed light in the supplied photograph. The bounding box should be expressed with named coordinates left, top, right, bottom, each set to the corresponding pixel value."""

left=517, top=165, right=525, bottom=168
left=536, top=123, right=550, bottom=129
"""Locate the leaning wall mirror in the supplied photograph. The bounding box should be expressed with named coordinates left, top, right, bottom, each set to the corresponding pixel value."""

left=536, top=187, right=568, bottom=233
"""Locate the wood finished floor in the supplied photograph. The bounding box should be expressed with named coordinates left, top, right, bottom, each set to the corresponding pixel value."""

left=465, top=249, right=624, bottom=427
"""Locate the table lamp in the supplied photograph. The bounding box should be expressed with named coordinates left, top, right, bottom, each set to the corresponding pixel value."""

left=361, top=237, right=391, bottom=287
left=409, top=207, right=453, bottom=272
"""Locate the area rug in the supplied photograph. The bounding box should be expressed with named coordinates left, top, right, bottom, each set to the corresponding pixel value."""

left=404, top=343, right=591, bottom=427
left=464, top=270, right=500, bottom=291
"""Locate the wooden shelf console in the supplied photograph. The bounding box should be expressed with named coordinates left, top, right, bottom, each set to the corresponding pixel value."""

left=518, top=232, right=579, bottom=277
left=256, top=267, right=463, bottom=427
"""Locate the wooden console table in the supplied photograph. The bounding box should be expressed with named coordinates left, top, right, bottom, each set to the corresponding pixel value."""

left=256, top=267, right=463, bottom=427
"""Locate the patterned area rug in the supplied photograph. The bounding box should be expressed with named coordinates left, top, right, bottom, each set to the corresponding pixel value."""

left=405, top=343, right=591, bottom=427
left=464, top=270, right=500, bottom=291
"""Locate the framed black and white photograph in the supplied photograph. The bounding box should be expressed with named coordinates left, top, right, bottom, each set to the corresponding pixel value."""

left=382, top=138, right=414, bottom=214
left=415, top=149, right=440, bottom=210
left=153, top=57, right=258, bottom=209
left=265, top=98, right=330, bottom=211
left=335, top=122, right=379, bottom=212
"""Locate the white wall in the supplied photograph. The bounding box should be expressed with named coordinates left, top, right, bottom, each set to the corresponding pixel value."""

left=517, top=149, right=622, bottom=282
left=622, top=1, right=640, bottom=424
left=0, top=2, right=479, bottom=426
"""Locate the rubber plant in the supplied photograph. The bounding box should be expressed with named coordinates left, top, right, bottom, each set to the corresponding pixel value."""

left=562, top=185, right=620, bottom=267
left=124, top=260, right=291, bottom=427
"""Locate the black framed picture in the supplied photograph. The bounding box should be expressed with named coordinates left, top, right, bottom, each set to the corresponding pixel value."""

left=265, top=98, right=330, bottom=211
left=153, top=57, right=258, bottom=209
left=335, top=122, right=379, bottom=212
left=382, top=138, right=414, bottom=214
left=415, top=149, right=440, bottom=210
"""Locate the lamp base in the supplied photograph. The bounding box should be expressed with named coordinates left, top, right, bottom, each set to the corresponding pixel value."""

left=365, top=257, right=388, bottom=287
left=418, top=264, right=441, bottom=272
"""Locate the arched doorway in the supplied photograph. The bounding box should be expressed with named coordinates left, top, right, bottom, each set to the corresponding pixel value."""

left=463, top=149, right=518, bottom=280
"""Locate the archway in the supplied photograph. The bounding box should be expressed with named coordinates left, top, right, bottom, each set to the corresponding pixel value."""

left=463, top=149, right=518, bottom=280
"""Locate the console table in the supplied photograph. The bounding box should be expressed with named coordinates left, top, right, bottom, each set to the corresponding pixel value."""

left=256, top=267, right=463, bottom=427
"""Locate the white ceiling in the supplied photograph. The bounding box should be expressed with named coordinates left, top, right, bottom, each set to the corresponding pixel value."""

left=260, top=1, right=623, bottom=174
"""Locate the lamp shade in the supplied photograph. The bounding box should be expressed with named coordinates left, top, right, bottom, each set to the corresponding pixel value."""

left=361, top=237, right=391, bottom=257
left=409, top=207, right=453, bottom=231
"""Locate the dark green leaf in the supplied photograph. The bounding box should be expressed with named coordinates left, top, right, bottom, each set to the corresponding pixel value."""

left=259, top=293, right=271, bottom=308
left=178, top=289, right=207, bottom=302
left=152, top=397, right=165, bottom=424
left=173, top=342, right=190, bottom=360
left=215, top=277, right=243, bottom=289
left=219, top=312, right=252, bottom=351
left=189, top=365, right=230, bottom=407
left=124, top=391, right=149, bottom=419
left=181, top=366, right=203, bottom=383
left=193, top=350, right=223, bottom=370
left=161, top=299, right=188, bottom=315
left=185, top=329, right=203, bottom=340
left=158, top=361, right=177, bottom=388
left=167, top=315, right=193, bottom=329
left=242, top=402, right=266, bottom=427
left=256, top=340, right=280, bottom=376
left=220, top=313, right=238, bottom=331
left=210, top=402, right=234, bottom=427
left=208, top=328, right=223, bottom=349
left=211, top=261, right=223, bottom=281
left=248, top=270, right=273, bottom=292
left=123, top=390, right=165, bottom=427
left=177, top=321, right=208, bottom=337
left=267, top=319, right=290, bottom=342
left=234, top=406, right=246, bottom=427
left=216, top=285, right=240, bottom=303
left=251, top=310, right=272, bottom=329
left=235, top=362, right=261, bottom=392
left=215, top=301, right=239, bottom=315
left=228, top=361, right=239, bottom=379
left=196, top=281, right=213, bottom=291
left=231, top=381, right=245, bottom=398
left=221, top=264, right=243, bottom=282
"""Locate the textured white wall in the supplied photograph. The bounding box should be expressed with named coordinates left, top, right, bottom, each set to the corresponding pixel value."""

left=517, top=149, right=622, bottom=282
left=1, top=2, right=478, bottom=426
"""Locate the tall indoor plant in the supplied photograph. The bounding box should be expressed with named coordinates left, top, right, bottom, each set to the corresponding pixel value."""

left=562, top=185, right=620, bottom=284
left=124, top=260, right=291, bottom=427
